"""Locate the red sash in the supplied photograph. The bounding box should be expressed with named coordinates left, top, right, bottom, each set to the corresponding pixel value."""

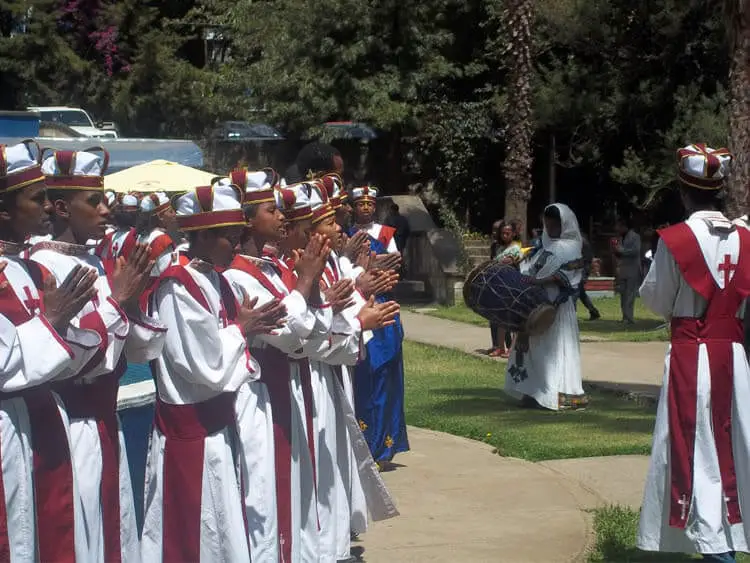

left=150, top=265, right=250, bottom=560
left=377, top=224, right=396, bottom=249
left=55, top=357, right=127, bottom=562
left=154, top=392, right=239, bottom=562
left=98, top=229, right=137, bottom=284
left=0, top=260, right=76, bottom=562
left=229, top=255, right=286, bottom=301
left=659, top=222, right=750, bottom=528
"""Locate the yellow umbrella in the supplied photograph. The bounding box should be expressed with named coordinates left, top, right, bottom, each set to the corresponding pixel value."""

left=104, top=160, right=220, bottom=194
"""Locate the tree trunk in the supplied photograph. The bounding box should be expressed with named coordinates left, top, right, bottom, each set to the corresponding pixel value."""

left=727, top=0, right=750, bottom=219
left=502, top=0, right=534, bottom=231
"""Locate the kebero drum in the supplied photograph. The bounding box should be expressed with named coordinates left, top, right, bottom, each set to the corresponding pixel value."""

left=463, top=260, right=557, bottom=336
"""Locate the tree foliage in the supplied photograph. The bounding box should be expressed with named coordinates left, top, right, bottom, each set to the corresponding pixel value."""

left=0, top=0, right=739, bottom=226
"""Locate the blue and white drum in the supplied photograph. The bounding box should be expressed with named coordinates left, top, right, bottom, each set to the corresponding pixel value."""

left=463, top=260, right=556, bottom=335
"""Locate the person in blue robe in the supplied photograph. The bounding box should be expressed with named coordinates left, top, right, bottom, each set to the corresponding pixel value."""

left=347, top=186, right=409, bottom=465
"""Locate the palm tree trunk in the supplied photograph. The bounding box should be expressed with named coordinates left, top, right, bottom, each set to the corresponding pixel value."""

left=502, top=0, right=534, bottom=232
left=727, top=0, right=750, bottom=219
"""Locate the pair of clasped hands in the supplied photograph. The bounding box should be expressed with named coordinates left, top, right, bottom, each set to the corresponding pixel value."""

left=0, top=244, right=155, bottom=334
left=236, top=232, right=400, bottom=338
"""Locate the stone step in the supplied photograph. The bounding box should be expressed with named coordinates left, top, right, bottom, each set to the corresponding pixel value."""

left=392, top=280, right=432, bottom=304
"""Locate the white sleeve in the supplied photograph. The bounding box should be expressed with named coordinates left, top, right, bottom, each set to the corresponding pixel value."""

left=339, top=256, right=365, bottom=281
left=224, top=269, right=317, bottom=353
left=0, top=314, right=75, bottom=391
left=123, top=310, right=167, bottom=363
left=639, top=238, right=680, bottom=320
left=32, top=250, right=131, bottom=379
left=155, top=280, right=254, bottom=391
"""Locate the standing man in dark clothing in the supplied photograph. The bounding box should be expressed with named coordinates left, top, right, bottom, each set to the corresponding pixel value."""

left=579, top=234, right=601, bottom=320
left=613, top=217, right=642, bottom=325
left=383, top=203, right=411, bottom=252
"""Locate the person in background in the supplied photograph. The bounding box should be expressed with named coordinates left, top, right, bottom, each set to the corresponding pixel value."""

left=504, top=203, right=587, bottom=410
left=579, top=234, right=601, bottom=320
left=527, top=227, right=544, bottom=259
left=383, top=203, right=411, bottom=253
left=613, top=216, right=641, bottom=325
left=489, top=220, right=523, bottom=358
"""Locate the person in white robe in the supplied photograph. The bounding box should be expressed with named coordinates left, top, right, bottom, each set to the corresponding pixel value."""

left=504, top=202, right=587, bottom=411
left=141, top=179, right=286, bottom=563
left=308, top=178, right=403, bottom=562
left=223, top=169, right=333, bottom=563
left=271, top=181, right=334, bottom=561
left=95, top=192, right=140, bottom=279
left=30, top=148, right=166, bottom=563
left=136, top=192, right=178, bottom=275
left=637, top=144, right=750, bottom=563
left=0, top=140, right=105, bottom=562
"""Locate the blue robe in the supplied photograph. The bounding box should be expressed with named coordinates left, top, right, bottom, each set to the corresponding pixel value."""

left=348, top=227, right=409, bottom=462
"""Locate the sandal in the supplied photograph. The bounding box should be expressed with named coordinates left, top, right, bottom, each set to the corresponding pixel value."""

left=488, top=348, right=508, bottom=358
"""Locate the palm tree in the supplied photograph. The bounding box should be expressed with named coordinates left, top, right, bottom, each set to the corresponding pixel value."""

left=502, top=0, right=535, bottom=233
left=726, top=0, right=750, bottom=219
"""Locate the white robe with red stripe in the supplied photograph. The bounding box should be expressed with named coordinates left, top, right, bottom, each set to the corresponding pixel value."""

left=137, top=228, right=177, bottom=278
left=224, top=254, right=330, bottom=563
left=638, top=211, right=750, bottom=554
left=31, top=243, right=166, bottom=563
left=337, top=256, right=371, bottom=533
left=142, top=262, right=255, bottom=563
left=306, top=256, right=371, bottom=561
left=0, top=253, right=103, bottom=562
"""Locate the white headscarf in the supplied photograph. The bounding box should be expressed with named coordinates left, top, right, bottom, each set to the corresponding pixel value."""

left=529, top=203, right=583, bottom=284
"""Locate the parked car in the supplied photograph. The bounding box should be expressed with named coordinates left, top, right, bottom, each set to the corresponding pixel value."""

left=210, top=121, right=284, bottom=140
left=27, top=106, right=119, bottom=138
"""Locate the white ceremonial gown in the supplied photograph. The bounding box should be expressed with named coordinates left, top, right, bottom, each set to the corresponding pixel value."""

left=637, top=211, right=750, bottom=555
left=137, top=227, right=177, bottom=278
left=142, top=261, right=255, bottom=563
left=225, top=253, right=330, bottom=563
left=31, top=241, right=165, bottom=563
left=318, top=253, right=400, bottom=553
left=504, top=204, right=585, bottom=410
left=337, top=255, right=370, bottom=532
left=0, top=251, right=102, bottom=562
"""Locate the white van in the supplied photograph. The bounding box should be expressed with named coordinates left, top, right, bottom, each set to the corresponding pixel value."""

left=27, top=106, right=118, bottom=138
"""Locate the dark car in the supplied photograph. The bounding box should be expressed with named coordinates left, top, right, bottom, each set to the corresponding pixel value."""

left=211, top=121, right=284, bottom=140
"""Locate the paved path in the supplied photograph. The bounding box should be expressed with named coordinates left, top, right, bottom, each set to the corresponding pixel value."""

left=400, top=310, right=666, bottom=396
left=358, top=311, right=659, bottom=561
left=361, top=427, right=594, bottom=563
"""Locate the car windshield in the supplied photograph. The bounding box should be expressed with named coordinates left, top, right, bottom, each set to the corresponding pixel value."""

left=40, top=110, right=93, bottom=128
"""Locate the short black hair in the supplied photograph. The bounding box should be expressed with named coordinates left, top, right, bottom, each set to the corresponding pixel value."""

left=616, top=216, right=633, bottom=229
left=679, top=184, right=725, bottom=211
left=284, top=163, right=304, bottom=184
left=543, top=205, right=561, bottom=221
left=296, top=142, right=341, bottom=178
left=390, top=203, right=399, bottom=213
left=243, top=203, right=259, bottom=221
left=0, top=189, right=20, bottom=213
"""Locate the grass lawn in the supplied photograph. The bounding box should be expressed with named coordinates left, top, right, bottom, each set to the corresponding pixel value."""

left=590, top=505, right=750, bottom=562
left=416, top=297, right=668, bottom=343
left=403, top=340, right=656, bottom=461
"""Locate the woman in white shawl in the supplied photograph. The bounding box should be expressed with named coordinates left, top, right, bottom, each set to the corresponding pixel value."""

left=504, top=203, right=588, bottom=410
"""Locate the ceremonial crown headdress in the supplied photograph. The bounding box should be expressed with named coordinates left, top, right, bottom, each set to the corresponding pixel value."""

left=175, top=178, right=246, bottom=231
left=677, top=144, right=732, bottom=190
left=0, top=140, right=44, bottom=194
left=41, top=147, right=109, bottom=191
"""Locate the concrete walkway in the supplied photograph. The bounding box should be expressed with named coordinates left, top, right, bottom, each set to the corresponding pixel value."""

left=358, top=311, right=662, bottom=561
left=400, top=310, right=667, bottom=396
left=361, top=427, right=594, bottom=563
